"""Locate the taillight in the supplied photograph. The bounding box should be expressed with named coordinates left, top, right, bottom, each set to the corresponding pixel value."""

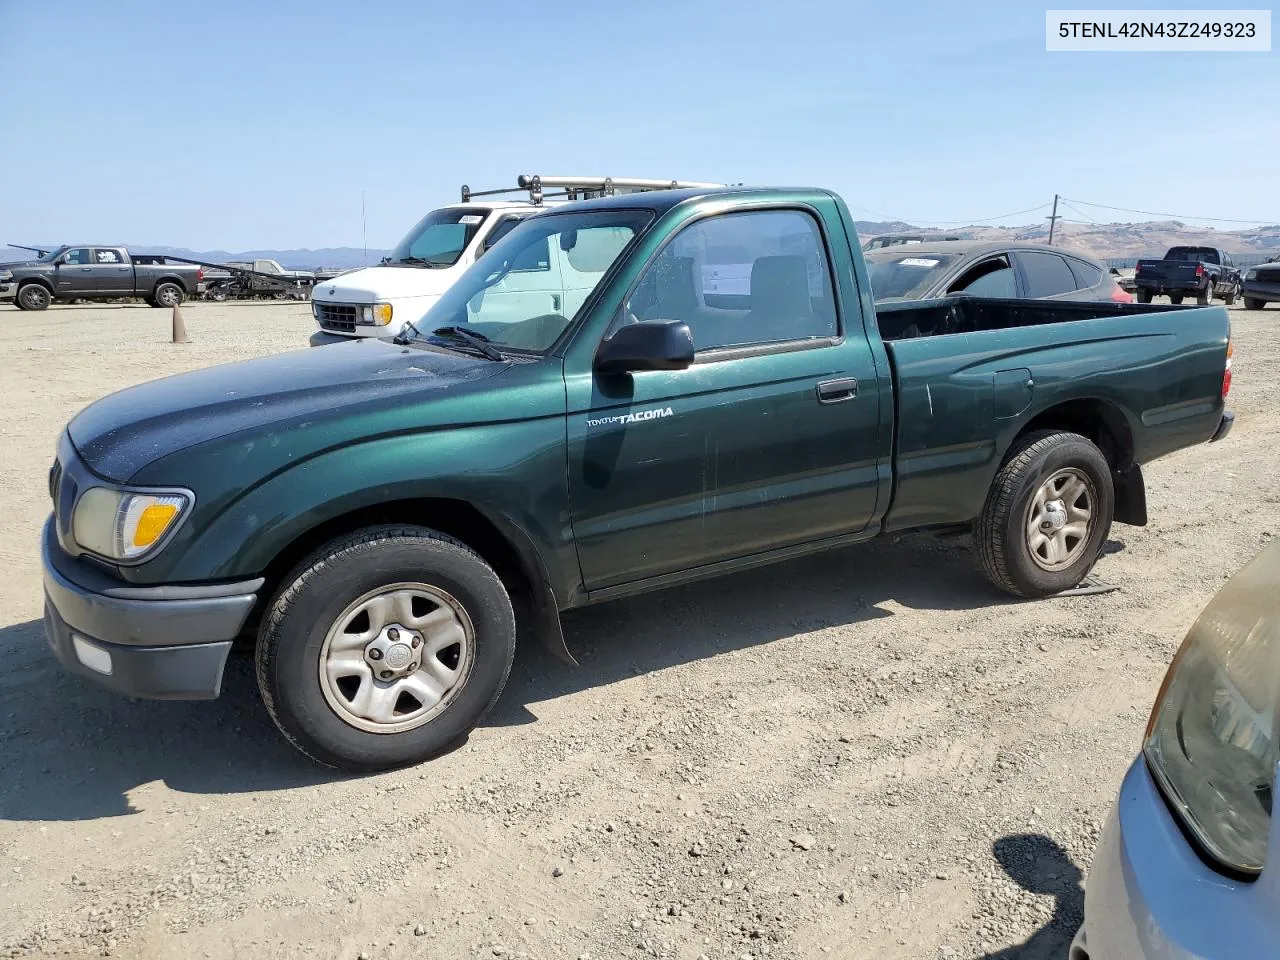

left=197, top=267, right=204, bottom=282
left=1223, top=338, right=1233, bottom=398
left=1110, top=282, right=1134, bottom=303
left=1196, top=263, right=1205, bottom=278
left=1143, top=538, right=1280, bottom=876
left=1134, top=263, right=1142, bottom=274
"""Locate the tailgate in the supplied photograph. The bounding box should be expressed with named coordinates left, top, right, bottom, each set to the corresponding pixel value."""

left=1137, top=261, right=1200, bottom=283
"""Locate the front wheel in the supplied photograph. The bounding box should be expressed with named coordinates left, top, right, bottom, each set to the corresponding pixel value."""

left=256, top=525, right=517, bottom=771
left=1244, top=297, right=1266, bottom=310
left=1224, top=284, right=1238, bottom=306
left=17, top=283, right=51, bottom=311
left=976, top=431, right=1115, bottom=598
left=1136, top=290, right=1153, bottom=304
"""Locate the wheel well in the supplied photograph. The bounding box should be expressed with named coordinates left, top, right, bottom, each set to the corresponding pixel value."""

left=18, top=278, right=53, bottom=293
left=1017, top=399, right=1134, bottom=471
left=241, top=499, right=534, bottom=643
left=154, top=276, right=186, bottom=292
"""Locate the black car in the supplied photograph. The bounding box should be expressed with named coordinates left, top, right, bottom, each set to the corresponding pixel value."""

left=865, top=241, right=1132, bottom=303
left=1243, top=260, right=1280, bottom=310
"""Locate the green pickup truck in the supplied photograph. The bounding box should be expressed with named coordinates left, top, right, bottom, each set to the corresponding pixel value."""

left=41, top=186, right=1235, bottom=770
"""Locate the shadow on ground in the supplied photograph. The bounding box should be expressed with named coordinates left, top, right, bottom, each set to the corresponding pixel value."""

left=980, top=834, right=1085, bottom=960
left=0, top=532, right=1123, bottom=822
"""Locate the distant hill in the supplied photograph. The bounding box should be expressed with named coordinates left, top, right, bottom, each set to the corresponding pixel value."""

left=6, top=220, right=1280, bottom=269
left=852, top=220, right=1280, bottom=263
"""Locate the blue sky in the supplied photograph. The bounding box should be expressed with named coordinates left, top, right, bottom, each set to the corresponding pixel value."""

left=0, top=0, right=1276, bottom=250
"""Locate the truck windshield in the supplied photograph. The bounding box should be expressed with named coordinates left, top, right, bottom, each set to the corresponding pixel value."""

left=411, top=209, right=651, bottom=353
left=388, top=208, right=492, bottom=267
left=865, top=251, right=961, bottom=300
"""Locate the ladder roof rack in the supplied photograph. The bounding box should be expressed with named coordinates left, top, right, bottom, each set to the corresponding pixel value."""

left=460, top=174, right=725, bottom=205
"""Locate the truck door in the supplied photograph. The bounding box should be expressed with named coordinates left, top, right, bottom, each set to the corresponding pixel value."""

left=52, top=247, right=95, bottom=295
left=90, top=248, right=134, bottom=294
left=566, top=206, right=885, bottom=591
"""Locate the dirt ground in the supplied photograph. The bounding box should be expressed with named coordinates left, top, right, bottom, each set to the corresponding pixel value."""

left=0, top=300, right=1275, bottom=960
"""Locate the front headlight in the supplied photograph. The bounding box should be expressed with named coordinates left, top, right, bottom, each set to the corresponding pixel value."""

left=0, top=269, right=13, bottom=281
left=1144, top=539, right=1280, bottom=876
left=1246, top=269, right=1258, bottom=281
left=72, top=487, right=193, bottom=561
left=359, top=302, right=393, bottom=325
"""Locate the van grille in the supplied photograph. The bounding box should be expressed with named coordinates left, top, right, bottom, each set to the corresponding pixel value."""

left=316, top=302, right=358, bottom=333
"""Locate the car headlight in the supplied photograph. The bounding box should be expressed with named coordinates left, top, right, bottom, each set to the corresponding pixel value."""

left=311, top=299, right=320, bottom=318
left=0, top=269, right=12, bottom=281
left=72, top=487, right=193, bottom=561
left=1246, top=269, right=1258, bottom=281
left=359, top=302, right=393, bottom=325
left=1144, top=539, right=1280, bottom=876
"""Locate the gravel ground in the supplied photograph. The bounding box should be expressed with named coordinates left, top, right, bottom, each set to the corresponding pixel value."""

left=0, top=300, right=1275, bottom=960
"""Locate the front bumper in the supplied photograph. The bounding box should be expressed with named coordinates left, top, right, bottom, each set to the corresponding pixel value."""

left=40, top=516, right=261, bottom=700
left=0, top=281, right=15, bottom=302
left=1077, top=758, right=1278, bottom=959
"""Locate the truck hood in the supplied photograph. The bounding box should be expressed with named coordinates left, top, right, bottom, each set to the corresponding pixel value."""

left=67, top=338, right=505, bottom=481
left=313, top=265, right=457, bottom=303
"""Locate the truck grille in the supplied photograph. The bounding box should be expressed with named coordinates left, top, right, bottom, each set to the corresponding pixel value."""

left=316, top=302, right=358, bottom=333
left=1254, top=266, right=1280, bottom=283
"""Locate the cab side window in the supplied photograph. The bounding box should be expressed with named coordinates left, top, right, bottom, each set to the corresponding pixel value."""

left=621, top=209, right=838, bottom=352
left=62, top=248, right=91, bottom=265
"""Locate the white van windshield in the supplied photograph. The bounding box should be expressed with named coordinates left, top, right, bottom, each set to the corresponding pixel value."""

left=410, top=209, right=651, bottom=353
left=388, top=208, right=492, bottom=267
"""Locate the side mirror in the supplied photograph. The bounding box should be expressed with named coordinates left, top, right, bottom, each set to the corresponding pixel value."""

left=595, top=319, right=695, bottom=374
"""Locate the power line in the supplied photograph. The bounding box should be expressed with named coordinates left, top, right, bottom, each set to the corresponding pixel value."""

left=1063, top=196, right=1277, bottom=225
left=1060, top=201, right=1100, bottom=224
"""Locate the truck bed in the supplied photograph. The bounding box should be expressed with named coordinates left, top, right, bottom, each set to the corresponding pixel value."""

left=872, top=297, right=1231, bottom=533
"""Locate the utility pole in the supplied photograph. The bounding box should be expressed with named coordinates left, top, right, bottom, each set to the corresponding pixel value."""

left=361, top=191, right=368, bottom=266
left=1046, top=193, right=1060, bottom=245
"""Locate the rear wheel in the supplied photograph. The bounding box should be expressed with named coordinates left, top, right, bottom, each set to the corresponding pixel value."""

left=255, top=525, right=517, bottom=771
left=153, top=282, right=184, bottom=308
left=1197, top=283, right=1211, bottom=305
left=1168, top=294, right=1184, bottom=305
left=1136, top=290, right=1153, bottom=304
left=1244, top=297, right=1266, bottom=310
left=976, top=431, right=1114, bottom=599
left=17, top=283, right=51, bottom=311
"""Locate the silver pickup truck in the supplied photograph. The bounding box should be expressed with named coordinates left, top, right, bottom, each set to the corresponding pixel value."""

left=0, top=245, right=203, bottom=310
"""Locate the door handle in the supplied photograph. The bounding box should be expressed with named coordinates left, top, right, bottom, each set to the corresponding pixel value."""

left=816, top=378, right=858, bottom=404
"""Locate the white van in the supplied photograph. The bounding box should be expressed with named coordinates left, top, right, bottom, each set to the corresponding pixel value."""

left=310, top=175, right=722, bottom=341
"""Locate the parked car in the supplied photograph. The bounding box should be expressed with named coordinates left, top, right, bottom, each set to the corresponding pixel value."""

left=40, top=184, right=1233, bottom=771
left=1242, top=260, right=1280, bottom=310
left=310, top=174, right=724, bottom=342
left=1133, top=246, right=1242, bottom=305
left=865, top=241, right=1133, bottom=303
left=863, top=233, right=963, bottom=250
left=1071, top=533, right=1276, bottom=960
left=0, top=246, right=203, bottom=310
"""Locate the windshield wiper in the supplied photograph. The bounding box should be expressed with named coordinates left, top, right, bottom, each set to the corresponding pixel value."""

left=394, top=256, right=440, bottom=268
left=430, top=325, right=504, bottom=360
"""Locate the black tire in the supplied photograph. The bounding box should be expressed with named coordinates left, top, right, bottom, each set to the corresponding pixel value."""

left=1168, top=294, right=1184, bottom=305
left=1136, top=290, right=1152, bottom=304
left=976, top=431, right=1115, bottom=599
left=152, top=282, right=184, bottom=308
left=1197, top=283, right=1211, bottom=305
left=1244, top=297, right=1265, bottom=310
left=17, top=283, right=51, bottom=311
left=1224, top=284, right=1238, bottom=306
left=256, top=525, right=517, bottom=772
left=206, top=285, right=229, bottom=302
